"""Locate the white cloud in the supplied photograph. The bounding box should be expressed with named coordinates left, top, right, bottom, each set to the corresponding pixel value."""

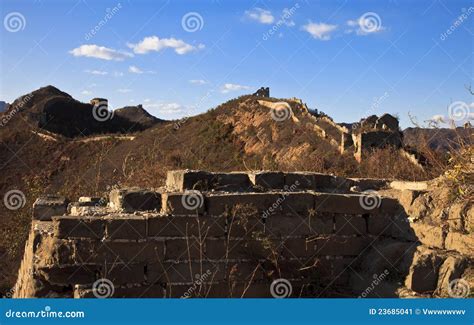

left=84, top=69, right=108, bottom=75
left=127, top=36, right=204, bottom=55
left=81, top=90, right=92, bottom=95
left=429, top=114, right=446, bottom=123
left=143, top=101, right=184, bottom=114
left=302, top=21, right=338, bottom=40
left=113, top=71, right=124, bottom=77
left=346, top=15, right=385, bottom=35
left=117, top=88, right=132, bottom=93
left=128, top=65, right=143, bottom=74
left=347, top=19, right=358, bottom=28
left=70, top=44, right=133, bottom=61
left=189, top=79, right=208, bottom=85
left=221, top=83, right=251, bottom=94
left=245, top=8, right=275, bottom=24
left=281, top=8, right=296, bottom=27
left=128, top=65, right=156, bottom=74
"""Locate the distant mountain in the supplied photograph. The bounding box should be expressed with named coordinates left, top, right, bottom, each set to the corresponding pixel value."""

left=403, top=127, right=472, bottom=152
left=5, top=85, right=163, bottom=138
left=0, top=101, right=8, bottom=112
left=114, top=105, right=163, bottom=129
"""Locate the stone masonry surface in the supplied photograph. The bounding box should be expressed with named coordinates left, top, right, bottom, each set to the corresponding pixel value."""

left=13, top=170, right=473, bottom=298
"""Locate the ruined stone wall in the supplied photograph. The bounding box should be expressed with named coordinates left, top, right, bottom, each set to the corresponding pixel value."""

left=13, top=171, right=473, bottom=298
left=352, top=131, right=403, bottom=162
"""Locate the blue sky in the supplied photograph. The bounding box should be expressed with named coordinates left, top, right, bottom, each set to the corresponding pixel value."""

left=1, top=0, right=472, bottom=128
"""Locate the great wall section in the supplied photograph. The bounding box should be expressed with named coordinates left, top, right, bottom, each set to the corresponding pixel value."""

left=12, top=170, right=473, bottom=298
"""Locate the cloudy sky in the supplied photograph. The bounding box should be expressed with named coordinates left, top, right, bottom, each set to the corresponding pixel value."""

left=1, top=0, right=472, bottom=127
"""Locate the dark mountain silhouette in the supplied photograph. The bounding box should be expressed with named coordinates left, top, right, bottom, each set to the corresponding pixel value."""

left=403, top=127, right=472, bottom=152
left=114, top=104, right=163, bottom=129
left=6, top=85, right=163, bottom=138
left=0, top=101, right=8, bottom=112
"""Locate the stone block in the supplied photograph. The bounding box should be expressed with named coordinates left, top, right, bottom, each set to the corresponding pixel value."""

left=279, top=192, right=314, bottom=215
left=33, top=195, right=68, bottom=221
left=35, top=237, right=74, bottom=266
left=53, top=215, right=105, bottom=239
left=335, top=215, right=366, bottom=235
left=74, top=239, right=164, bottom=264
left=103, top=263, right=146, bottom=285
left=77, top=197, right=106, bottom=206
left=148, top=261, right=221, bottom=283
left=105, top=215, right=147, bottom=240
left=166, top=170, right=252, bottom=192
left=390, top=181, right=428, bottom=191
left=263, top=213, right=333, bottom=238
left=165, top=238, right=203, bottom=261
left=206, top=193, right=281, bottom=216
left=166, top=170, right=210, bottom=191
left=211, top=173, right=252, bottom=191
left=148, top=215, right=225, bottom=238
left=282, top=236, right=371, bottom=257
left=226, top=215, right=265, bottom=237
left=348, top=178, right=388, bottom=191
left=205, top=238, right=271, bottom=260
left=37, top=265, right=98, bottom=285
left=368, top=214, right=413, bottom=239
left=206, top=282, right=276, bottom=298
left=284, top=172, right=316, bottom=190
left=38, top=262, right=146, bottom=286
left=248, top=171, right=284, bottom=190
left=162, top=192, right=206, bottom=215
left=74, top=284, right=165, bottom=298
left=109, top=188, right=161, bottom=212
left=314, top=193, right=368, bottom=214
